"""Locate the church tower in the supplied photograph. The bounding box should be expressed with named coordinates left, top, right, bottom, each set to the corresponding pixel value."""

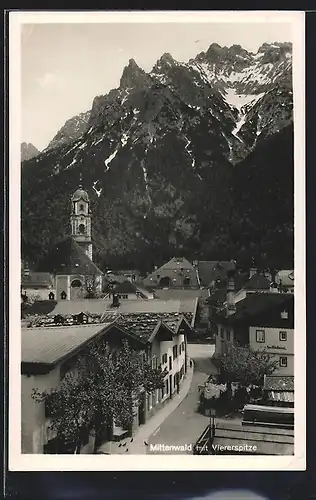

left=70, top=184, right=93, bottom=261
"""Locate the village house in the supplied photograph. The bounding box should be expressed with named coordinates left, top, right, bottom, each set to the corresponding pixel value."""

left=143, top=257, right=199, bottom=289
left=36, top=185, right=104, bottom=301
left=194, top=260, right=237, bottom=289
left=212, top=273, right=294, bottom=376
left=21, top=323, right=115, bottom=454
left=275, top=270, right=294, bottom=294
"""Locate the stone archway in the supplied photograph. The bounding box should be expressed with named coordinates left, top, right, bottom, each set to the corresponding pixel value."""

left=71, top=279, right=82, bottom=288
left=159, top=276, right=171, bottom=288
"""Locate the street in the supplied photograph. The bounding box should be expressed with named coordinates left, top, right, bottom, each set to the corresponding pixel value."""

left=147, top=343, right=217, bottom=454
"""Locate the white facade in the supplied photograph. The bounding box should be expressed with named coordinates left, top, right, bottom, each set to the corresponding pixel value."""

left=249, top=326, right=294, bottom=376
left=159, top=332, right=186, bottom=400
left=215, top=323, right=294, bottom=376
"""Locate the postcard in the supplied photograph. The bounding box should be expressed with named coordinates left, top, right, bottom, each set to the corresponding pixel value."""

left=9, top=9, right=305, bottom=471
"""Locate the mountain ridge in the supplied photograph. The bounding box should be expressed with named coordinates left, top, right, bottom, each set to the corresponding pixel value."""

left=21, top=41, right=293, bottom=273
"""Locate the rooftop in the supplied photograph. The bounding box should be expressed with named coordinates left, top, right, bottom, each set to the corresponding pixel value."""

left=195, top=260, right=236, bottom=287
left=215, top=293, right=294, bottom=326
left=49, top=298, right=197, bottom=318
left=21, top=272, right=53, bottom=288
left=100, top=312, right=192, bottom=342
left=21, top=323, right=112, bottom=365
left=244, top=273, right=271, bottom=290
left=49, top=299, right=109, bottom=316
left=36, top=237, right=103, bottom=276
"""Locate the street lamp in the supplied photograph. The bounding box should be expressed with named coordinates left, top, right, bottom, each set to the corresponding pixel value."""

left=208, top=408, right=216, bottom=453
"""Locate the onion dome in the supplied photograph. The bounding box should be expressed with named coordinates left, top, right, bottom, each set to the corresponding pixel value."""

left=71, top=188, right=89, bottom=202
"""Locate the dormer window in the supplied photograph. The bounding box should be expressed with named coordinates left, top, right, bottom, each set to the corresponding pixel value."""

left=281, top=310, right=288, bottom=319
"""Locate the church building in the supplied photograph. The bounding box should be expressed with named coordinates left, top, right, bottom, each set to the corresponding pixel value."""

left=36, top=185, right=103, bottom=301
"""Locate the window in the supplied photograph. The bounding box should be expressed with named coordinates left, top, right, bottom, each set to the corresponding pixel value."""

left=179, top=344, right=181, bottom=355
left=169, top=356, right=172, bottom=371
left=173, top=345, right=178, bottom=360
left=78, top=223, right=85, bottom=234
left=162, top=353, right=167, bottom=365
left=281, top=310, right=289, bottom=319
left=256, top=330, right=265, bottom=343
left=220, top=327, right=224, bottom=340
left=151, top=356, right=158, bottom=370
left=279, top=356, right=288, bottom=367
left=279, top=331, right=287, bottom=341
left=227, top=330, right=231, bottom=341
left=79, top=204, right=84, bottom=211
left=165, top=378, right=169, bottom=394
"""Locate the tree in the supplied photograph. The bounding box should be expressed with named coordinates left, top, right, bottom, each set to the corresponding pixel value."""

left=84, top=274, right=99, bottom=299
left=216, top=345, right=279, bottom=388
left=32, top=339, right=167, bottom=454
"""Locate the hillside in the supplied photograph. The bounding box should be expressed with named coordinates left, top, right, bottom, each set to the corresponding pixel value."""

left=21, top=42, right=294, bottom=273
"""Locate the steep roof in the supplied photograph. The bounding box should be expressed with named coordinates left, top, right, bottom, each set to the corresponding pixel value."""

left=21, top=323, right=112, bottom=365
left=143, top=257, right=199, bottom=287
left=21, top=272, right=53, bottom=288
left=99, top=312, right=192, bottom=342
left=214, top=293, right=294, bottom=327
left=196, top=261, right=236, bottom=287
left=158, top=257, right=195, bottom=271
left=244, top=273, right=271, bottom=290
left=49, top=299, right=108, bottom=316
left=36, top=237, right=103, bottom=276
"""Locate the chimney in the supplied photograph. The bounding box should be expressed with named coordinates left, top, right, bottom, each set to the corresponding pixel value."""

left=226, top=270, right=236, bottom=317
left=249, top=267, right=257, bottom=279
left=112, top=292, right=120, bottom=308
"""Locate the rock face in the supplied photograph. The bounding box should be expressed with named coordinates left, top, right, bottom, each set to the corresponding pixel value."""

left=45, top=110, right=91, bottom=151
left=21, top=42, right=293, bottom=273
left=21, top=142, right=39, bottom=161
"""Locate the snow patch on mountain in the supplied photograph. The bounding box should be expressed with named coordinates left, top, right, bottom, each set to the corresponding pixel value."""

left=224, top=89, right=264, bottom=111
left=92, top=180, right=102, bottom=197
left=104, top=149, right=118, bottom=170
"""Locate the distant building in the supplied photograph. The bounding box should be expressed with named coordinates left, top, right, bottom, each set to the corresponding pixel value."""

left=212, top=289, right=294, bottom=376
left=194, top=260, right=236, bottom=289
left=21, top=272, right=55, bottom=301
left=143, top=257, right=199, bottom=289
left=36, top=185, right=103, bottom=300
left=275, top=270, right=294, bottom=294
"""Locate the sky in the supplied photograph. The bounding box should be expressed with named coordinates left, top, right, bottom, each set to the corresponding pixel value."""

left=21, top=20, right=293, bottom=151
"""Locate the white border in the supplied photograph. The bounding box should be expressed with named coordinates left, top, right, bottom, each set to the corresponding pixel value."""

left=9, top=10, right=306, bottom=471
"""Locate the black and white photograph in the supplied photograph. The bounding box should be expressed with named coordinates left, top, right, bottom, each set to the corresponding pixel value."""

left=9, top=10, right=305, bottom=470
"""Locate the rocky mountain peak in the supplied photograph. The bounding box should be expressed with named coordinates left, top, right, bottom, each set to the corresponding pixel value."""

left=21, top=142, right=40, bottom=162
left=120, top=58, right=152, bottom=89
